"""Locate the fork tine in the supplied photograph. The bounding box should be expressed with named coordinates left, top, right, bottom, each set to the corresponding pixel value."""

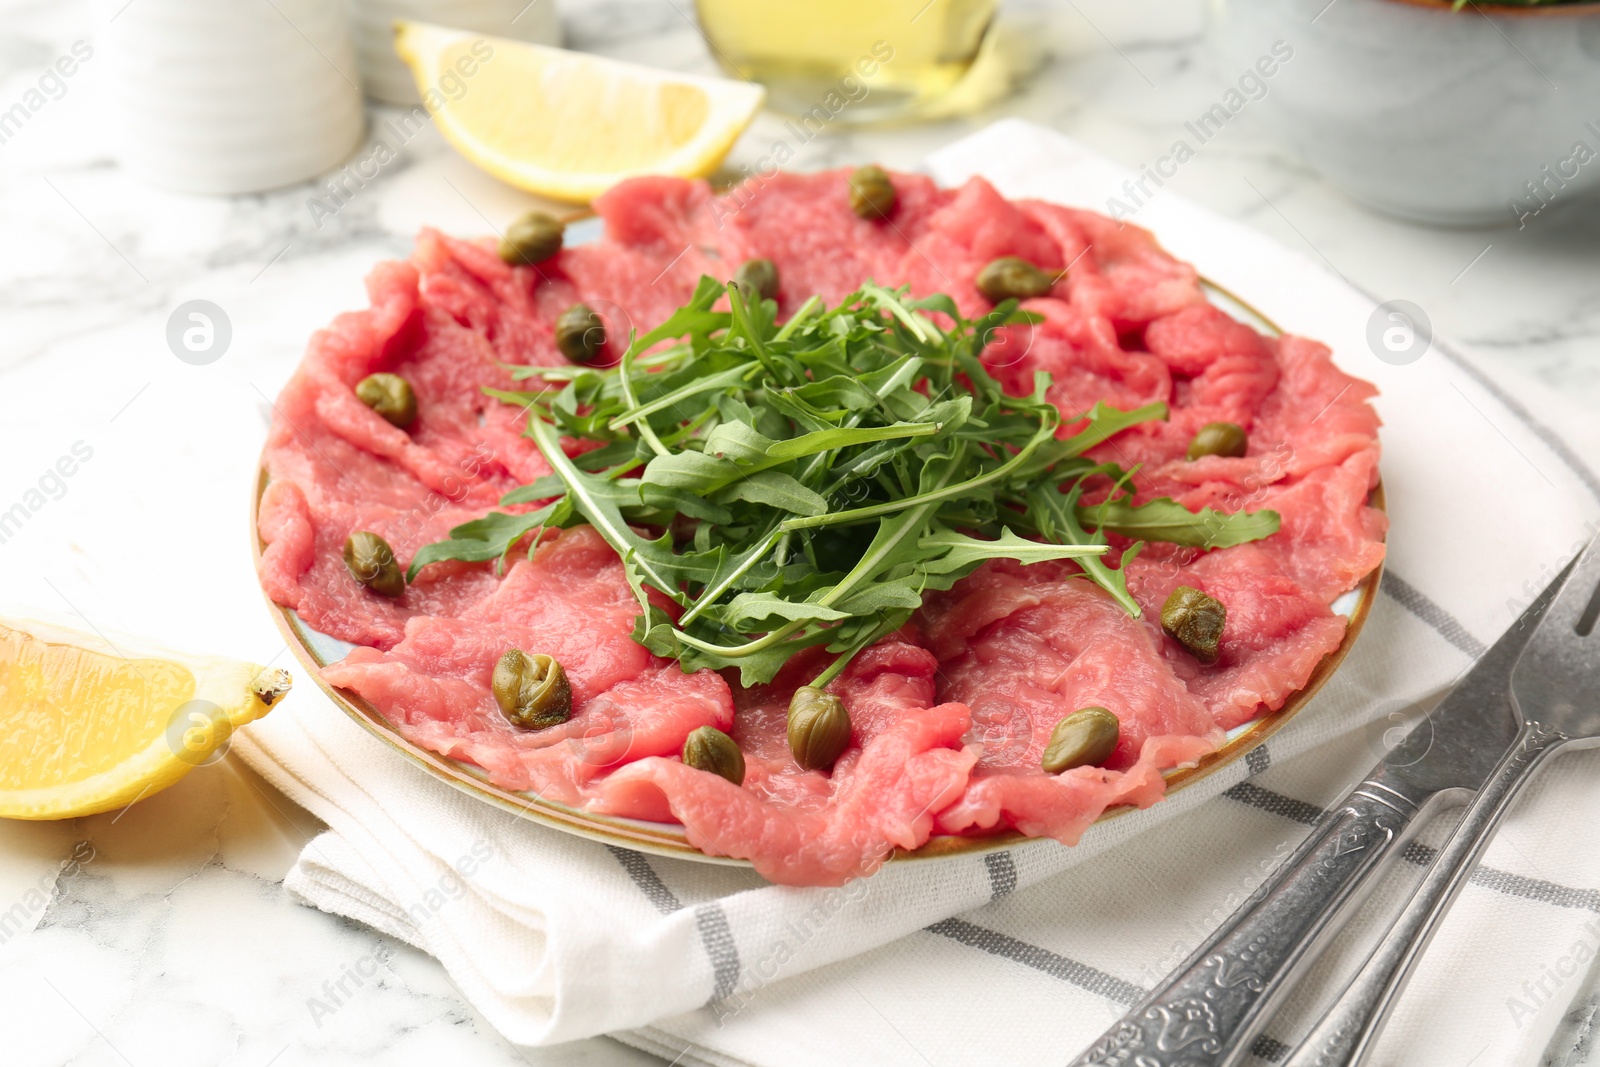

left=1514, top=534, right=1600, bottom=726
left=1277, top=538, right=1600, bottom=1067
left=1532, top=533, right=1600, bottom=636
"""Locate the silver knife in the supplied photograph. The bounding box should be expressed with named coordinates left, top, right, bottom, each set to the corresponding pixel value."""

left=1068, top=562, right=1569, bottom=1067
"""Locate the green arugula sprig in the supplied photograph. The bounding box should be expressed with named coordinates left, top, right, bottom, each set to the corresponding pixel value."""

left=408, top=277, right=1280, bottom=687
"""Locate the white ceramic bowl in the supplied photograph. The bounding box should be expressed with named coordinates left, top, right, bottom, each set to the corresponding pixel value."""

left=95, top=0, right=366, bottom=195
left=1214, top=0, right=1600, bottom=226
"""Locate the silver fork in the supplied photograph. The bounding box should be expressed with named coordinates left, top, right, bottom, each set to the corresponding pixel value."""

left=1069, top=557, right=1570, bottom=1067
left=1283, top=534, right=1600, bottom=1067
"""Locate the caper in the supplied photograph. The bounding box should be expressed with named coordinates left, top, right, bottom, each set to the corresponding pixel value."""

left=975, top=256, right=1059, bottom=303
left=342, top=531, right=405, bottom=598
left=847, top=164, right=897, bottom=220
left=555, top=303, right=605, bottom=364
left=1041, top=707, right=1121, bottom=774
left=733, top=258, right=779, bottom=303
left=497, top=210, right=564, bottom=266
left=1161, top=585, right=1227, bottom=664
left=1187, top=421, right=1249, bottom=460
left=354, top=372, right=417, bottom=429
left=787, top=685, right=852, bottom=772
left=682, top=725, right=745, bottom=785
left=492, top=649, right=572, bottom=730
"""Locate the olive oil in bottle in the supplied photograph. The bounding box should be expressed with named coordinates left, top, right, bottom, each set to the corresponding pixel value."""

left=693, top=0, right=999, bottom=123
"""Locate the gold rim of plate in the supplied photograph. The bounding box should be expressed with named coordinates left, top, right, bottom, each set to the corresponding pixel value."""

left=249, top=278, right=1385, bottom=868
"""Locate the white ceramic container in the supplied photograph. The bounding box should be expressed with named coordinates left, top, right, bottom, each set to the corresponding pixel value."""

left=1214, top=0, right=1600, bottom=226
left=94, top=0, right=366, bottom=195
left=347, top=0, right=561, bottom=104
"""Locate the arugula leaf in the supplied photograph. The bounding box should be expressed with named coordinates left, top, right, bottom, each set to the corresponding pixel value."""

left=1027, top=483, right=1143, bottom=616
left=760, top=422, right=939, bottom=461
left=411, top=278, right=1283, bottom=686
left=500, top=474, right=566, bottom=506
left=1081, top=495, right=1281, bottom=549
left=709, top=592, right=853, bottom=629
left=919, top=527, right=1105, bottom=575
left=526, top=417, right=683, bottom=610
left=1059, top=400, right=1169, bottom=457
left=829, top=583, right=925, bottom=616
left=639, top=484, right=733, bottom=525
left=405, top=503, right=562, bottom=581
left=642, top=450, right=741, bottom=492
left=715, top=470, right=829, bottom=516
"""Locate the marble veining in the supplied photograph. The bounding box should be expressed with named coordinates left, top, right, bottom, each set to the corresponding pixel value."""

left=1, top=0, right=1598, bottom=1064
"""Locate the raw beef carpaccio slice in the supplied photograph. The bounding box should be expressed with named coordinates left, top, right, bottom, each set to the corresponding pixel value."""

left=258, top=168, right=1385, bottom=885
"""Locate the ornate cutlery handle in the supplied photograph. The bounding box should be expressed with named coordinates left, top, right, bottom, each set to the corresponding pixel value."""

left=1281, top=721, right=1569, bottom=1067
left=1071, top=775, right=1437, bottom=1067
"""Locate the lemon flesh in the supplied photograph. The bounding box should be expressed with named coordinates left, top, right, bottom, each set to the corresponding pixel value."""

left=0, top=620, right=291, bottom=820
left=395, top=21, right=765, bottom=202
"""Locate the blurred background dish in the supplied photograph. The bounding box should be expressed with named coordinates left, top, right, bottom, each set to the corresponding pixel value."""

left=694, top=0, right=1000, bottom=122
left=91, top=0, right=366, bottom=194
left=1215, top=0, right=1600, bottom=226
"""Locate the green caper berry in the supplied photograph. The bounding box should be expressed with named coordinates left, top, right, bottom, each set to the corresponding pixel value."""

left=1187, top=421, right=1249, bottom=460
left=682, top=725, right=745, bottom=785
left=847, top=164, right=897, bottom=220
left=497, top=211, right=565, bottom=266
left=555, top=303, right=605, bottom=364
left=1041, top=707, right=1121, bottom=774
left=732, top=258, right=779, bottom=303
left=342, top=531, right=405, bottom=598
left=787, top=685, right=852, bottom=772
left=1161, top=585, right=1227, bottom=664
left=492, top=649, right=572, bottom=730
left=975, top=257, right=1059, bottom=303
left=354, top=372, right=417, bottom=429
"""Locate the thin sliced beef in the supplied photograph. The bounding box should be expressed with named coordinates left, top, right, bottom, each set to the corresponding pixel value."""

left=322, top=528, right=735, bottom=802
left=258, top=169, right=1385, bottom=885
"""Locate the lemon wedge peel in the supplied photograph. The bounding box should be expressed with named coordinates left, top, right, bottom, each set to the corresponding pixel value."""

left=394, top=20, right=766, bottom=203
left=0, top=619, right=291, bottom=821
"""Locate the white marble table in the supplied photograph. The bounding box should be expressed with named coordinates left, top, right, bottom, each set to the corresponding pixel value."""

left=1, top=1, right=1597, bottom=1065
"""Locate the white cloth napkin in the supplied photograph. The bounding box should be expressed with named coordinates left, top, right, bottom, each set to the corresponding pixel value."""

left=234, top=120, right=1600, bottom=1066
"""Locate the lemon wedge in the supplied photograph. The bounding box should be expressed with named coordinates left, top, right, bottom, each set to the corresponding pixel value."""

left=0, top=619, right=291, bottom=820
left=394, top=20, right=765, bottom=203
